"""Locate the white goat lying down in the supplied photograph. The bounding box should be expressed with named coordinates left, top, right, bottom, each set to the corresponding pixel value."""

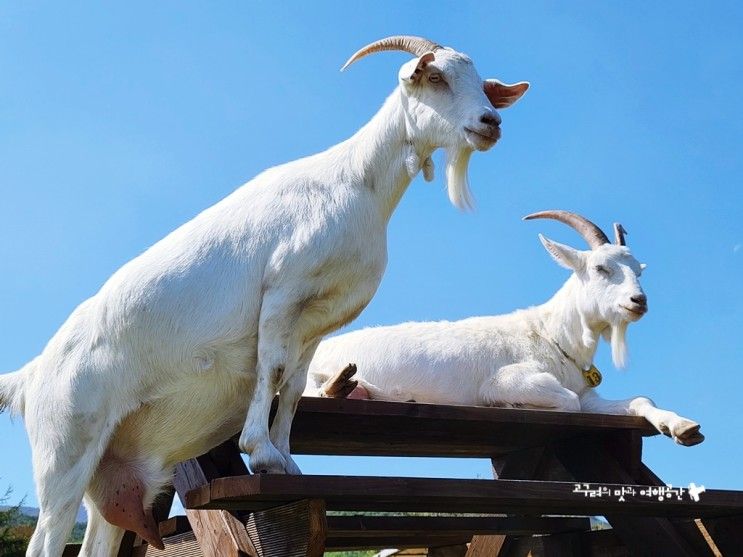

left=307, top=210, right=703, bottom=447
left=0, top=35, right=528, bottom=556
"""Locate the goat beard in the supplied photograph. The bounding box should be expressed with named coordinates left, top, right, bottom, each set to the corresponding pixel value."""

left=445, top=147, right=474, bottom=210
left=603, top=321, right=629, bottom=369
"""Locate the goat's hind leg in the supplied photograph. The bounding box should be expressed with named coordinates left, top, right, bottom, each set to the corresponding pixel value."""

left=27, top=482, right=84, bottom=557
left=320, top=363, right=366, bottom=399
left=25, top=412, right=115, bottom=556
left=78, top=495, right=125, bottom=557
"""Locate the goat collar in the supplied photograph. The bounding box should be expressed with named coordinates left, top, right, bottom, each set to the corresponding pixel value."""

left=551, top=337, right=603, bottom=388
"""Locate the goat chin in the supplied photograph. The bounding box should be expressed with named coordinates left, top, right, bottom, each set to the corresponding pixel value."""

left=445, top=147, right=474, bottom=210
left=609, top=320, right=629, bottom=369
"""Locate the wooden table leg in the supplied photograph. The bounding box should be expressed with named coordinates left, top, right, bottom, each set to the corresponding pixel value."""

left=554, top=432, right=715, bottom=557
left=174, top=440, right=258, bottom=557
left=636, top=462, right=724, bottom=557
left=244, top=499, right=326, bottom=557
left=466, top=446, right=549, bottom=557
left=174, top=439, right=327, bottom=557
left=428, top=543, right=469, bottom=556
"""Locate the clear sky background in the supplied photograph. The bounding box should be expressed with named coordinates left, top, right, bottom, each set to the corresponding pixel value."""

left=1, top=1, right=741, bottom=510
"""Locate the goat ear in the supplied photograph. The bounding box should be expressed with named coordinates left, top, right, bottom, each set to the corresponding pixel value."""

left=539, top=234, right=585, bottom=271
left=399, top=52, right=436, bottom=83
left=484, top=79, right=529, bottom=109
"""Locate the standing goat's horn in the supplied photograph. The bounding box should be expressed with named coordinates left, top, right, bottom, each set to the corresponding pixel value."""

left=614, top=223, right=628, bottom=246
left=523, top=210, right=610, bottom=250
left=341, top=35, right=442, bottom=71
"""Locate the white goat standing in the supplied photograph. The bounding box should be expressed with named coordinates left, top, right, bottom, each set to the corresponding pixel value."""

left=307, top=211, right=704, bottom=447
left=0, top=35, right=528, bottom=556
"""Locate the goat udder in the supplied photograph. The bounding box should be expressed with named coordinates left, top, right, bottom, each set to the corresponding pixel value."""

left=94, top=455, right=164, bottom=550
left=346, top=384, right=369, bottom=400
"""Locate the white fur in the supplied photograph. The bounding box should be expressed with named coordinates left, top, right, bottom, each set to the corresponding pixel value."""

left=0, top=40, right=527, bottom=557
left=307, top=226, right=704, bottom=447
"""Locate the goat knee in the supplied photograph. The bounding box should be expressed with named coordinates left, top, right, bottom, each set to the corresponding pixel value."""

left=628, top=396, right=655, bottom=414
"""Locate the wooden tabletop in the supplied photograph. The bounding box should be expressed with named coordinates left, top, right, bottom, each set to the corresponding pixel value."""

left=267, top=396, right=658, bottom=458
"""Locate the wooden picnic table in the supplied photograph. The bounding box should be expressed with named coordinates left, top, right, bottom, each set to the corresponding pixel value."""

left=65, top=397, right=742, bottom=556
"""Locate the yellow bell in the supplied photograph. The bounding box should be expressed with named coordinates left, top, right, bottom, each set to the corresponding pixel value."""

left=583, top=365, right=603, bottom=388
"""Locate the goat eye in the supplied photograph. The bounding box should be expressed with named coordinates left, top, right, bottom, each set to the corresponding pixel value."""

left=595, top=265, right=610, bottom=276
left=428, top=73, right=444, bottom=84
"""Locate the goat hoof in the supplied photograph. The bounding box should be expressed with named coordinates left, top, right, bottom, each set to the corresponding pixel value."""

left=247, top=441, right=287, bottom=474
left=283, top=454, right=303, bottom=475
left=338, top=363, right=357, bottom=382
left=322, top=363, right=360, bottom=398
left=336, top=379, right=359, bottom=399
left=672, top=420, right=704, bottom=446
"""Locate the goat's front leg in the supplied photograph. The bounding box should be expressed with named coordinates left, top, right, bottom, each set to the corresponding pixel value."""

left=268, top=339, right=321, bottom=476
left=481, top=362, right=581, bottom=411
left=239, top=293, right=300, bottom=474
left=579, top=389, right=704, bottom=446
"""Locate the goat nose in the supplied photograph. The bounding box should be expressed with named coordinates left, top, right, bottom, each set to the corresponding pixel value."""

left=480, top=112, right=501, bottom=127
left=631, top=294, right=647, bottom=306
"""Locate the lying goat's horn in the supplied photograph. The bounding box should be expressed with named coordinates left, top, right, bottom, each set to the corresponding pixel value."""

left=613, top=222, right=628, bottom=246
left=523, top=210, right=610, bottom=250
left=341, top=35, right=442, bottom=71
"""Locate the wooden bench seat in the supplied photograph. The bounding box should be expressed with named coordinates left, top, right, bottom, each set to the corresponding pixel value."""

left=185, top=473, right=743, bottom=518
left=323, top=514, right=590, bottom=550
left=132, top=514, right=592, bottom=554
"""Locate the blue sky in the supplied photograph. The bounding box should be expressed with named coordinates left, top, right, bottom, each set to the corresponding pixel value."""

left=1, top=1, right=741, bottom=509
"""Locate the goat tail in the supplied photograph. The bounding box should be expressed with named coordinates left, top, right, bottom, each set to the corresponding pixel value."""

left=0, top=358, right=34, bottom=417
